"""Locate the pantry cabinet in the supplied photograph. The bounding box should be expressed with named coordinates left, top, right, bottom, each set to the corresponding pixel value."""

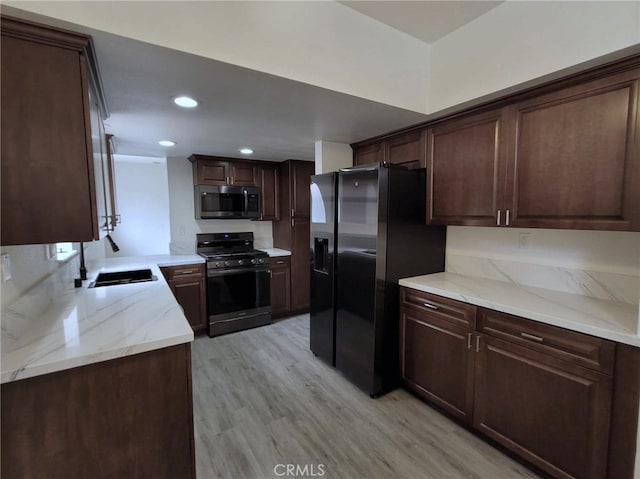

left=400, top=287, right=620, bottom=479
left=1, top=16, right=111, bottom=245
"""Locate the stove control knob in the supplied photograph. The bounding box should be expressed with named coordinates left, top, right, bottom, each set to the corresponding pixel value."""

left=224, top=261, right=230, bottom=266
left=215, top=262, right=222, bottom=268
left=251, top=259, right=256, bottom=264
left=238, top=259, right=244, bottom=265
left=258, top=258, right=264, bottom=264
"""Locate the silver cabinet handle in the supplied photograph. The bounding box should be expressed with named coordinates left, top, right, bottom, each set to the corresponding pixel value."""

left=521, top=332, right=544, bottom=342
left=180, top=270, right=194, bottom=274
left=226, top=176, right=230, bottom=185
left=291, top=209, right=294, bottom=218
left=476, top=335, right=481, bottom=353
left=497, top=210, right=501, bottom=226
left=467, top=333, right=472, bottom=350
left=276, top=260, right=285, bottom=265
left=506, top=209, right=510, bottom=226
left=423, top=302, right=439, bottom=310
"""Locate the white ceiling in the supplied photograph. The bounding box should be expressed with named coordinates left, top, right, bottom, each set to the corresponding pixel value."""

left=340, top=1, right=503, bottom=43
left=3, top=2, right=503, bottom=161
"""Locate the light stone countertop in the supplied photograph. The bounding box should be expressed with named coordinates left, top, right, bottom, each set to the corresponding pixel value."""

left=1, top=254, right=205, bottom=384
left=259, top=248, right=291, bottom=257
left=399, top=273, right=639, bottom=347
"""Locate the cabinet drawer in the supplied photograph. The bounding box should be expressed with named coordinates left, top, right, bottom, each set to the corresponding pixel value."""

left=269, top=256, right=291, bottom=268
left=478, top=308, right=616, bottom=374
left=161, top=264, right=204, bottom=280
left=400, top=288, right=476, bottom=329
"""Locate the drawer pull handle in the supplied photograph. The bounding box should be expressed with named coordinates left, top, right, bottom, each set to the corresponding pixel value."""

left=521, top=332, right=544, bottom=342
left=423, top=302, right=439, bottom=310
left=180, top=270, right=194, bottom=274
left=467, top=333, right=472, bottom=350
left=276, top=260, right=285, bottom=264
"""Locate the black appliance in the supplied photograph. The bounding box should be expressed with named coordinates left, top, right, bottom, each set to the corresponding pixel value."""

left=310, top=163, right=446, bottom=397
left=197, top=232, right=271, bottom=337
left=195, top=185, right=260, bottom=219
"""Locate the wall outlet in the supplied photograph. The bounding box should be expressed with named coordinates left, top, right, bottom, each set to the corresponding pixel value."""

left=518, top=232, right=531, bottom=250
left=2, top=254, right=12, bottom=282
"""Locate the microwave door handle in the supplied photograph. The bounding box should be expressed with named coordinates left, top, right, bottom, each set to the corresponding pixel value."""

left=243, top=189, right=249, bottom=214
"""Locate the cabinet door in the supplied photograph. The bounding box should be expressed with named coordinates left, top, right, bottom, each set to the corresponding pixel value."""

left=269, top=258, right=291, bottom=317
left=506, top=70, right=640, bottom=230
left=89, top=85, right=110, bottom=236
left=105, top=134, right=119, bottom=230
left=259, top=165, right=279, bottom=221
left=400, top=307, right=475, bottom=423
left=291, top=161, right=314, bottom=218
left=290, top=217, right=310, bottom=312
left=169, top=278, right=207, bottom=333
left=196, top=159, right=229, bottom=185
left=474, top=334, right=613, bottom=479
left=427, top=108, right=507, bottom=226
left=386, top=130, right=426, bottom=169
left=1, top=26, right=97, bottom=245
left=353, top=142, right=385, bottom=166
left=230, top=162, right=257, bottom=186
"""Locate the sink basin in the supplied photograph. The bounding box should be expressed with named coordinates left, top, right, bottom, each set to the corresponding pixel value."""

left=89, top=269, right=157, bottom=288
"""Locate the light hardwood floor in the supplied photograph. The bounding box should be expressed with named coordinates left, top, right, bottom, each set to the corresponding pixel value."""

left=192, top=315, right=540, bottom=479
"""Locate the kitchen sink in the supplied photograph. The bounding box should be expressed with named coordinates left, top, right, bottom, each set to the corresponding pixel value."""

left=89, top=269, right=157, bottom=288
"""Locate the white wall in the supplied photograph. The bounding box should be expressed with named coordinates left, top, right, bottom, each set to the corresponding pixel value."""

left=4, top=1, right=431, bottom=113
left=314, top=141, right=352, bottom=174
left=166, top=157, right=273, bottom=254
left=105, top=155, right=171, bottom=257
left=429, top=1, right=640, bottom=112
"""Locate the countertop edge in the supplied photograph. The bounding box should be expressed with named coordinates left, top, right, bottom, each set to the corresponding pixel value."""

left=399, top=276, right=640, bottom=348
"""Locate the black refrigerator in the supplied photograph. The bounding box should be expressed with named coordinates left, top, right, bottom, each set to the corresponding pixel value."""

left=310, top=163, right=446, bottom=397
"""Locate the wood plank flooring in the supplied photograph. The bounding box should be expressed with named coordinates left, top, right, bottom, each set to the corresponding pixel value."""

left=192, top=314, right=540, bottom=479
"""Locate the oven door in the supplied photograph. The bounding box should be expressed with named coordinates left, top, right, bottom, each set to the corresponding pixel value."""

left=206, top=264, right=271, bottom=332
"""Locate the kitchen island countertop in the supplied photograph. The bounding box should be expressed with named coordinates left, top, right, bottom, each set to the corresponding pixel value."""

left=1, top=254, right=204, bottom=384
left=400, top=272, right=639, bottom=347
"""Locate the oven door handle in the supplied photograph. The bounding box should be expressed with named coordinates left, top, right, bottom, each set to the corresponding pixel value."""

left=207, top=266, right=270, bottom=277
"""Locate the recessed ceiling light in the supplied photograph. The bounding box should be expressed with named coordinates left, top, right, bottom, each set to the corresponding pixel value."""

left=159, top=140, right=176, bottom=147
left=239, top=148, right=254, bottom=155
left=173, top=96, right=198, bottom=108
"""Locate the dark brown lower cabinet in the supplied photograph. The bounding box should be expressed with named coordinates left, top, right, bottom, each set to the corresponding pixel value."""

left=400, top=306, right=475, bottom=423
left=399, top=286, right=634, bottom=479
left=1, top=344, right=195, bottom=479
left=270, top=256, right=291, bottom=318
left=474, top=334, right=612, bottom=479
left=161, top=264, right=207, bottom=334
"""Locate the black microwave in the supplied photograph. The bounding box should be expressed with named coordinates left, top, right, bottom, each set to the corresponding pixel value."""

left=195, top=185, right=261, bottom=219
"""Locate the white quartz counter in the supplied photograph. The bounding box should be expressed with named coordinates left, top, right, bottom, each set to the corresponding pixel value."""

left=259, top=248, right=291, bottom=257
left=1, top=254, right=204, bottom=384
left=399, top=272, right=639, bottom=347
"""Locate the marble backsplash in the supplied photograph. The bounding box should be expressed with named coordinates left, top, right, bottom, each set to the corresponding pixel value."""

left=446, top=253, right=639, bottom=305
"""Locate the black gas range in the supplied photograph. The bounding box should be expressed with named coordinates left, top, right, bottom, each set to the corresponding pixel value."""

left=197, top=232, right=271, bottom=337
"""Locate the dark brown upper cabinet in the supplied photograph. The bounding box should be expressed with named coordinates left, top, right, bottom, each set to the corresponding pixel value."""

left=353, top=142, right=385, bottom=166
left=385, top=129, right=427, bottom=169
left=190, top=155, right=258, bottom=187
left=1, top=16, right=110, bottom=245
left=427, top=108, right=507, bottom=226
left=505, top=69, right=640, bottom=231
left=426, top=66, right=640, bottom=231
left=353, top=129, right=427, bottom=170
